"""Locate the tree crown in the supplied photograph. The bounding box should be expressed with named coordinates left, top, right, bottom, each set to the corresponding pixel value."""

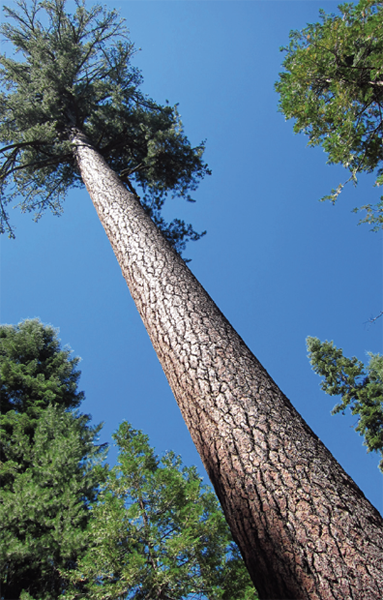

left=64, top=421, right=258, bottom=599
left=275, top=0, right=383, bottom=230
left=0, top=319, right=84, bottom=418
left=0, top=0, right=210, bottom=251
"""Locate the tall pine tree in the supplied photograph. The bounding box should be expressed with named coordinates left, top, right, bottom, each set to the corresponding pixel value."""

left=1, top=3, right=383, bottom=597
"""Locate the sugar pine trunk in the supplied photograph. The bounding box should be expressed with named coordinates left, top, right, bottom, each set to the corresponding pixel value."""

left=73, top=131, right=383, bottom=600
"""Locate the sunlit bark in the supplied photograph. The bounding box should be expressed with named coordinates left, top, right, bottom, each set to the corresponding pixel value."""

left=73, top=130, right=383, bottom=600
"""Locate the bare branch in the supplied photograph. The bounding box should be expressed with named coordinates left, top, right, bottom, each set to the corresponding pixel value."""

left=367, top=310, right=383, bottom=324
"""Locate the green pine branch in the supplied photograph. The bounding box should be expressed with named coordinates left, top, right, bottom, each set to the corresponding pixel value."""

left=307, top=336, right=383, bottom=473
left=275, top=0, right=383, bottom=230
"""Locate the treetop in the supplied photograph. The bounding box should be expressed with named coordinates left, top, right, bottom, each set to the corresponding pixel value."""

left=0, top=319, right=84, bottom=418
left=0, top=0, right=210, bottom=251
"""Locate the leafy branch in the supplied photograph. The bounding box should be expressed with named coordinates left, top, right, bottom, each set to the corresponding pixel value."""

left=307, top=336, right=383, bottom=472
left=275, top=0, right=383, bottom=230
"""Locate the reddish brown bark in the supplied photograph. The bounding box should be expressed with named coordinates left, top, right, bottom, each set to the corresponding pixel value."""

left=74, top=131, right=383, bottom=600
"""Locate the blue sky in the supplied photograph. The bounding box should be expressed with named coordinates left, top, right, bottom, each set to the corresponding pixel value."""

left=1, top=0, right=382, bottom=516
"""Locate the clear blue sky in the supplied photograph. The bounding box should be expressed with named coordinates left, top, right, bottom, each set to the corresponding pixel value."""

left=1, top=0, right=382, bottom=516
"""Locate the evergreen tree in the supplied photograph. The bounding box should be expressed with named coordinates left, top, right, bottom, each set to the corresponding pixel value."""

left=1, top=3, right=383, bottom=597
left=0, top=320, right=106, bottom=599
left=64, top=422, right=258, bottom=600
left=275, top=0, right=383, bottom=230
left=307, top=337, right=383, bottom=473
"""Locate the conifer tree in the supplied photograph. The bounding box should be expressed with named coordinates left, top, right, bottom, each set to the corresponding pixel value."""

left=0, top=322, right=256, bottom=599
left=1, top=3, right=383, bottom=598
left=64, top=422, right=258, bottom=600
left=0, top=320, right=106, bottom=599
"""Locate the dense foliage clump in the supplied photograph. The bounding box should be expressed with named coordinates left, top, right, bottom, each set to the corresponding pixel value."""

left=275, top=0, right=383, bottom=229
left=0, top=0, right=210, bottom=252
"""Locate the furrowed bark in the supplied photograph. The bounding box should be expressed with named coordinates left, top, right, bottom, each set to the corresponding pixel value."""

left=73, top=131, right=383, bottom=600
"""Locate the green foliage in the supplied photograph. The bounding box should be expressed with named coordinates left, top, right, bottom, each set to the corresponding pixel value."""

left=63, top=422, right=258, bottom=600
left=0, top=0, right=210, bottom=253
left=307, top=336, right=383, bottom=472
left=0, top=319, right=106, bottom=599
left=1, top=405, right=106, bottom=600
left=0, top=321, right=257, bottom=598
left=0, top=319, right=84, bottom=418
left=275, top=0, right=383, bottom=229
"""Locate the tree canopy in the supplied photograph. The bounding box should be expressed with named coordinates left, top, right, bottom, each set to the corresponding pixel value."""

left=64, top=422, right=258, bottom=600
left=0, top=320, right=106, bottom=599
left=307, top=336, right=383, bottom=473
left=0, top=0, right=210, bottom=252
left=275, top=0, right=383, bottom=230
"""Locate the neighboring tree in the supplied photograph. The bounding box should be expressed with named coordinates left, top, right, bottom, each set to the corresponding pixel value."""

left=275, top=0, right=383, bottom=230
left=0, top=319, right=106, bottom=600
left=1, top=2, right=383, bottom=598
left=307, top=337, right=383, bottom=473
left=64, top=421, right=258, bottom=600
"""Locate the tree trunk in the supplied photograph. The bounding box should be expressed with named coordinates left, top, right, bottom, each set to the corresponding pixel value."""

left=73, top=131, right=383, bottom=600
